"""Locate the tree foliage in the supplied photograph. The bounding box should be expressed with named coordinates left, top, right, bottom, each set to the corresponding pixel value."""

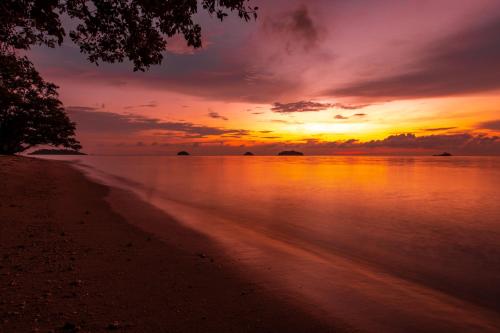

left=1, top=0, right=257, bottom=71
left=0, top=0, right=256, bottom=154
left=0, top=51, right=81, bottom=154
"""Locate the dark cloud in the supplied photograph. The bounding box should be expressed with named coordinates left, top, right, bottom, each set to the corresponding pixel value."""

left=324, top=133, right=500, bottom=154
left=67, top=106, right=246, bottom=138
left=334, top=114, right=348, bottom=120
left=478, top=120, right=500, bottom=131
left=361, top=133, right=467, bottom=149
left=264, top=5, right=322, bottom=52
left=288, top=6, right=320, bottom=51
left=32, top=39, right=301, bottom=104
left=221, top=129, right=250, bottom=137
left=271, top=100, right=369, bottom=113
left=245, top=133, right=500, bottom=155
left=145, top=67, right=299, bottom=104
left=272, top=101, right=332, bottom=113
left=170, top=69, right=298, bottom=103
left=422, top=127, right=457, bottom=132
left=353, top=113, right=366, bottom=117
left=207, top=110, right=228, bottom=121
left=330, top=16, right=500, bottom=98
left=124, top=102, right=157, bottom=110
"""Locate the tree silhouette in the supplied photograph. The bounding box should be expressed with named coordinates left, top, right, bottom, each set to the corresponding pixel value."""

left=0, top=0, right=257, bottom=154
left=0, top=51, right=81, bottom=154
left=1, top=0, right=257, bottom=71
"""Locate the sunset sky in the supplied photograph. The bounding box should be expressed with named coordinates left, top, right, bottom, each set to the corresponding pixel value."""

left=30, top=0, right=500, bottom=155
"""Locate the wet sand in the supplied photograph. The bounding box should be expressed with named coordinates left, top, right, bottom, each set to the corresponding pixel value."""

left=0, top=156, right=350, bottom=332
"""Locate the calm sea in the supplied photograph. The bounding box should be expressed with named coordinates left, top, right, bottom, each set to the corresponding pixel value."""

left=43, top=155, right=500, bottom=332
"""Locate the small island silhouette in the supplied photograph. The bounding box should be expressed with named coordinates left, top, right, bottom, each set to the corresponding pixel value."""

left=278, top=150, right=304, bottom=156
left=29, top=149, right=86, bottom=155
left=433, top=152, right=452, bottom=156
left=243, top=152, right=254, bottom=156
left=177, top=151, right=190, bottom=156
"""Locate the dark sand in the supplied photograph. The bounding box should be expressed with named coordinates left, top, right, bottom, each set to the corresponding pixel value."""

left=0, top=156, right=352, bottom=332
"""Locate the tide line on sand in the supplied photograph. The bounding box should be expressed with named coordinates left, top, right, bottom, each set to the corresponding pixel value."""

left=0, top=156, right=349, bottom=333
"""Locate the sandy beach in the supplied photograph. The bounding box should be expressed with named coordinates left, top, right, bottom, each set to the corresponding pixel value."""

left=0, top=156, right=349, bottom=332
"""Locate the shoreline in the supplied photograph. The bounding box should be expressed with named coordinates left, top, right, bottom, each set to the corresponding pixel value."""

left=0, top=156, right=350, bottom=332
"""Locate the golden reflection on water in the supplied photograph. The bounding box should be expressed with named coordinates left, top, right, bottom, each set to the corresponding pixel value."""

left=61, top=156, right=500, bottom=333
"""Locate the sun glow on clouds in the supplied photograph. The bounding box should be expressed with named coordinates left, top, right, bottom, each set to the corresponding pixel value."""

left=28, top=0, right=500, bottom=154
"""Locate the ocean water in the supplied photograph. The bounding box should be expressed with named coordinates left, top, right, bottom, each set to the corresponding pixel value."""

left=45, top=155, right=500, bottom=332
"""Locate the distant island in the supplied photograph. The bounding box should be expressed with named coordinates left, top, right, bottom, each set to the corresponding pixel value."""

left=177, top=151, right=190, bottom=156
left=244, top=152, right=254, bottom=156
left=433, top=152, right=452, bottom=156
left=278, top=150, right=304, bottom=156
left=28, top=149, right=86, bottom=155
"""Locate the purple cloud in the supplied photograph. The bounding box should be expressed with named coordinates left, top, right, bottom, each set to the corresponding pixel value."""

left=478, top=120, right=500, bottom=131
left=247, top=133, right=500, bottom=155
left=208, top=110, right=228, bottom=121
left=263, top=5, right=323, bottom=53
left=422, top=127, right=458, bottom=132
left=68, top=106, right=247, bottom=138
left=271, top=100, right=368, bottom=113
left=330, top=16, right=500, bottom=99
left=124, top=102, right=157, bottom=110
left=272, top=101, right=332, bottom=113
